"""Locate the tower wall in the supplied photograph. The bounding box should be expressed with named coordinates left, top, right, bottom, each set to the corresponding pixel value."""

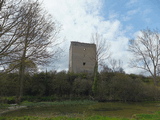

left=69, top=41, right=96, bottom=73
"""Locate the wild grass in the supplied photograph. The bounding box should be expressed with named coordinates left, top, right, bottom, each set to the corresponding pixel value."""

left=0, top=104, right=10, bottom=113
left=20, top=100, right=97, bottom=107
left=1, top=101, right=160, bottom=119
left=0, top=104, right=10, bottom=109
left=134, top=111, right=160, bottom=120
left=2, top=112, right=160, bottom=120
left=0, top=116, right=130, bottom=120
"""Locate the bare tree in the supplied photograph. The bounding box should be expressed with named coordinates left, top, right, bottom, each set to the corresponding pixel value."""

left=109, top=59, right=124, bottom=73
left=8, top=58, right=37, bottom=74
left=129, top=29, right=160, bottom=86
left=16, top=0, right=60, bottom=102
left=0, top=0, right=4, bottom=11
left=90, top=33, right=111, bottom=94
left=91, top=33, right=111, bottom=67
left=0, top=0, right=61, bottom=101
left=100, top=64, right=113, bottom=73
left=0, top=0, right=24, bottom=71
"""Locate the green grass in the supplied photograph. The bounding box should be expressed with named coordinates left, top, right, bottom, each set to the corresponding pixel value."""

left=0, top=104, right=10, bottom=113
left=134, top=111, right=160, bottom=120
left=0, top=116, right=130, bottom=120
left=0, top=104, right=10, bottom=109
left=2, top=112, right=160, bottom=120
left=20, top=100, right=97, bottom=107
left=1, top=101, right=160, bottom=119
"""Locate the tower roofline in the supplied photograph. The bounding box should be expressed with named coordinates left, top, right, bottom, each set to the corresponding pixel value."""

left=71, top=41, right=96, bottom=47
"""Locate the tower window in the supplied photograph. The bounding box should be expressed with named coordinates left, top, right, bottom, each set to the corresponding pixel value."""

left=83, top=62, right=86, bottom=66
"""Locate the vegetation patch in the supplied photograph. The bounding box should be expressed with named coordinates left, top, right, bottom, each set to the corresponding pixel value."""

left=1, top=101, right=160, bottom=119
left=3, top=112, right=160, bottom=120
left=93, top=107, right=123, bottom=111
left=134, top=111, right=160, bottom=120
left=0, top=116, right=130, bottom=120
left=20, top=100, right=97, bottom=107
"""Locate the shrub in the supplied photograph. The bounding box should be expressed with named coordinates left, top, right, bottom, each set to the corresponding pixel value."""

left=90, top=72, right=160, bottom=102
left=0, top=96, right=16, bottom=104
left=73, top=78, right=92, bottom=96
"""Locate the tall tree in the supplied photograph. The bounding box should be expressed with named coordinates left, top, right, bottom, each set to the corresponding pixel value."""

left=91, top=33, right=111, bottom=67
left=90, top=33, right=111, bottom=95
left=0, top=0, right=25, bottom=71
left=18, top=0, right=60, bottom=101
left=1, top=0, right=61, bottom=101
left=129, top=29, right=160, bottom=86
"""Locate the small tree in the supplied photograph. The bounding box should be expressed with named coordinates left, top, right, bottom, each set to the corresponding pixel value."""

left=129, top=29, right=160, bottom=86
left=109, top=59, right=124, bottom=73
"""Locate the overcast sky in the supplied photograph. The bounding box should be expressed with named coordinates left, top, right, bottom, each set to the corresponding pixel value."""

left=41, top=0, right=160, bottom=74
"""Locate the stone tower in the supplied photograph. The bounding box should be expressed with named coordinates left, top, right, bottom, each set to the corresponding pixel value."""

left=69, top=41, right=96, bottom=73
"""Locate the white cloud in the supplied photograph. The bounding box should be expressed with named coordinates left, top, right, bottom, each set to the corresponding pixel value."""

left=142, top=9, right=152, bottom=16
left=108, top=10, right=119, bottom=20
left=41, top=0, right=138, bottom=74
left=126, top=0, right=138, bottom=7
left=121, top=8, right=140, bottom=22
left=127, top=9, right=139, bottom=16
left=133, top=30, right=142, bottom=38
left=122, top=16, right=131, bottom=21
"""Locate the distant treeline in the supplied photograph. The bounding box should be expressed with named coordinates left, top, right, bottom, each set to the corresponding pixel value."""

left=0, top=70, right=160, bottom=103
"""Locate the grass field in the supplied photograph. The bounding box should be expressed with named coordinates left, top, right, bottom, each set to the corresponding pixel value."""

left=0, top=116, right=130, bottom=120
left=1, top=113, right=160, bottom=120
left=1, top=101, right=160, bottom=120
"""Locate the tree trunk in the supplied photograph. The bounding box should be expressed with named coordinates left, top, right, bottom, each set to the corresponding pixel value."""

left=92, top=61, right=98, bottom=95
left=18, top=42, right=27, bottom=103
left=17, top=60, right=25, bottom=103
left=153, top=76, right=158, bottom=86
left=153, top=67, right=158, bottom=86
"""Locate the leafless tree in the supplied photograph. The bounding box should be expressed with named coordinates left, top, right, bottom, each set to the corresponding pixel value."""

left=90, top=33, right=111, bottom=94
left=109, top=59, right=124, bottom=73
left=0, top=0, right=24, bottom=71
left=91, top=33, right=111, bottom=67
left=1, top=0, right=61, bottom=101
left=0, top=0, right=4, bottom=11
left=100, top=64, right=113, bottom=73
left=129, top=29, right=160, bottom=86
left=16, top=0, right=60, bottom=101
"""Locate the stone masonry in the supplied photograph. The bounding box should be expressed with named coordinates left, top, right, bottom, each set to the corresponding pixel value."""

left=69, top=41, right=96, bottom=73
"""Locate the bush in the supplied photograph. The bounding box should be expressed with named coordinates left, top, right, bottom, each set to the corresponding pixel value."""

left=73, top=78, right=92, bottom=96
left=0, top=96, right=16, bottom=104
left=1, top=71, right=160, bottom=103
left=96, top=81, right=109, bottom=102
left=110, top=74, right=141, bottom=101
left=52, top=71, right=71, bottom=96
left=95, top=73, right=160, bottom=102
